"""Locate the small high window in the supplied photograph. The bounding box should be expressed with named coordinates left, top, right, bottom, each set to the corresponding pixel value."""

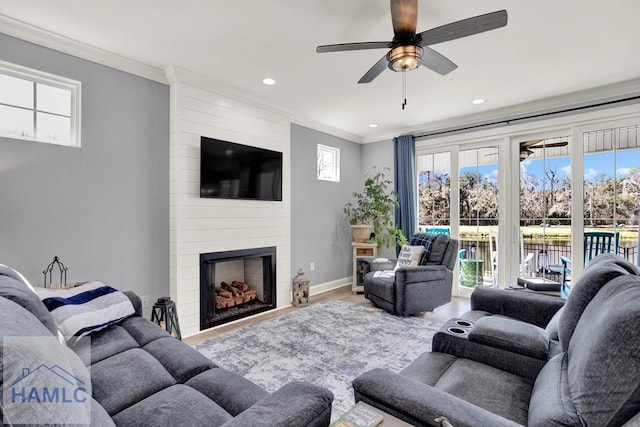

left=317, top=144, right=340, bottom=182
left=0, top=60, right=81, bottom=147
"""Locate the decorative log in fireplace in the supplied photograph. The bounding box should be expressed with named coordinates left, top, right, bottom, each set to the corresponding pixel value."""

left=200, top=247, right=276, bottom=330
left=214, top=281, right=257, bottom=308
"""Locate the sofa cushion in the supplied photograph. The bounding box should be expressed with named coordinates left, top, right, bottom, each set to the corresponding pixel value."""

left=143, top=336, right=215, bottom=383
left=119, top=315, right=171, bottom=346
left=186, top=368, right=269, bottom=416
left=426, top=234, right=450, bottom=265
left=394, top=245, right=424, bottom=270
left=91, top=348, right=176, bottom=415
left=409, top=233, right=441, bottom=265
left=0, top=274, right=59, bottom=337
left=528, top=353, right=579, bottom=426
left=70, top=324, right=140, bottom=365
left=111, top=385, right=233, bottom=427
left=567, top=274, right=640, bottom=426
left=468, top=316, right=550, bottom=360
left=433, top=357, right=533, bottom=425
left=36, top=281, right=135, bottom=341
left=558, top=254, right=636, bottom=351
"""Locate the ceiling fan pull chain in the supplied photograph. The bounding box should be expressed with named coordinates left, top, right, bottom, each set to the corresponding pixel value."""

left=402, top=72, right=407, bottom=110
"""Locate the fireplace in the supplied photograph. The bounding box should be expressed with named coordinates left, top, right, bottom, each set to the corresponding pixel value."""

left=200, top=247, right=276, bottom=330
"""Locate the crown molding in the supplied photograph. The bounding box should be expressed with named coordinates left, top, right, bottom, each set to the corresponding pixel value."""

left=0, top=14, right=167, bottom=84
left=290, top=116, right=362, bottom=143
left=362, top=77, right=640, bottom=143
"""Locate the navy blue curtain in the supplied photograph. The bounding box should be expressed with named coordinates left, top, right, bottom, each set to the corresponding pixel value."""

left=393, top=135, right=417, bottom=245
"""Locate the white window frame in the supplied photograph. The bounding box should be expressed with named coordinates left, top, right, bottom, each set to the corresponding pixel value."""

left=416, top=103, right=640, bottom=288
left=317, top=143, right=340, bottom=182
left=0, top=60, right=81, bottom=147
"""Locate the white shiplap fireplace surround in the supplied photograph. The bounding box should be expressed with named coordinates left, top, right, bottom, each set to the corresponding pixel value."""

left=166, top=66, right=291, bottom=337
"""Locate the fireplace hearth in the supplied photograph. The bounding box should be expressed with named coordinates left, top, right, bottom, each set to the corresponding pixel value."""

left=200, top=247, right=276, bottom=330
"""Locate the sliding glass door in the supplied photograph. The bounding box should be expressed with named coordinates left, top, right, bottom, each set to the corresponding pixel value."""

left=518, top=136, right=572, bottom=281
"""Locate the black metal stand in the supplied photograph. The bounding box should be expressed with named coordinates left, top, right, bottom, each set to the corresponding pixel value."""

left=43, top=256, right=67, bottom=288
left=150, top=297, right=182, bottom=340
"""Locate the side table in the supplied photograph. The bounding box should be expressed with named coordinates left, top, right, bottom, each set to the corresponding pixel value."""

left=352, top=242, right=377, bottom=294
left=151, top=297, right=182, bottom=340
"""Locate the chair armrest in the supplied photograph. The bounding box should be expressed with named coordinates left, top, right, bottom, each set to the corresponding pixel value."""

left=352, top=369, right=521, bottom=427
left=470, top=287, right=564, bottom=328
left=395, top=265, right=451, bottom=284
left=221, top=381, right=333, bottom=427
left=369, top=259, right=396, bottom=272
left=123, top=291, right=143, bottom=317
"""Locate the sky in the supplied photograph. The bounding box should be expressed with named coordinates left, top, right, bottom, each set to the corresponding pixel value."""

left=448, top=149, right=640, bottom=184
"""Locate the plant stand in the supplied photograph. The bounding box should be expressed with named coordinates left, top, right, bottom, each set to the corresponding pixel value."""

left=352, top=242, right=377, bottom=294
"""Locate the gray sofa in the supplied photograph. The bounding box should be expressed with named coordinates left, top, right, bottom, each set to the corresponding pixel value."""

left=0, top=267, right=333, bottom=426
left=363, top=233, right=459, bottom=316
left=352, top=253, right=640, bottom=426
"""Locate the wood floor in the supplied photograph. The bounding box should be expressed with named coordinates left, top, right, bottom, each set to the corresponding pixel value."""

left=184, top=286, right=470, bottom=345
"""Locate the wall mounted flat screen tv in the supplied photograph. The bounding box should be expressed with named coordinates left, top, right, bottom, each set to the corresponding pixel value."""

left=200, top=137, right=283, bottom=201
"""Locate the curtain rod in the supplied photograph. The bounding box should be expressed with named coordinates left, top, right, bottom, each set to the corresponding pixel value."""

left=414, top=94, right=640, bottom=140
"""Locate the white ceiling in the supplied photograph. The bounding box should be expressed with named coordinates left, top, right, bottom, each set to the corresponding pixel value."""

left=1, top=0, right=639, bottom=142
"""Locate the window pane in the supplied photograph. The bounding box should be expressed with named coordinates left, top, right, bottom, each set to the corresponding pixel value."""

left=417, top=152, right=451, bottom=228
left=0, top=73, right=33, bottom=109
left=0, top=105, right=33, bottom=137
left=459, top=145, right=499, bottom=287
left=317, top=144, right=339, bottom=182
left=37, top=83, right=71, bottom=116
left=37, top=112, right=70, bottom=143
left=519, top=136, right=571, bottom=283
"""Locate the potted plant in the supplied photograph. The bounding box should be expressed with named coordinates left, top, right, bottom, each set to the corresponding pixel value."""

left=343, top=167, right=408, bottom=248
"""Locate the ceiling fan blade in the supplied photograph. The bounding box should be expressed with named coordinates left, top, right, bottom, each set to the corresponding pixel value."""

left=358, top=55, right=389, bottom=84
left=316, top=41, right=392, bottom=53
left=529, top=141, right=569, bottom=149
left=418, top=10, right=508, bottom=46
left=421, top=47, right=457, bottom=75
left=390, top=0, right=417, bottom=41
left=520, top=139, right=543, bottom=148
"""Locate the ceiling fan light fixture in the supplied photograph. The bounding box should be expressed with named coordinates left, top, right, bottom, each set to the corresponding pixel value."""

left=387, top=45, right=423, bottom=72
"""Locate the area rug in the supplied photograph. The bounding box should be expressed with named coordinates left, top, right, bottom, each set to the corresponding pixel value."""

left=193, top=300, right=442, bottom=420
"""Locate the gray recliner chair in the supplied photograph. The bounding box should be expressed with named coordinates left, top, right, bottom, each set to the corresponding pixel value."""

left=432, top=253, right=638, bottom=380
left=363, top=233, right=459, bottom=316
left=353, top=253, right=640, bottom=426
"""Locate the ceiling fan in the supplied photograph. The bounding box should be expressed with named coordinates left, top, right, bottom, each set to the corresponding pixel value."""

left=316, top=0, right=508, bottom=83
left=519, top=140, right=569, bottom=161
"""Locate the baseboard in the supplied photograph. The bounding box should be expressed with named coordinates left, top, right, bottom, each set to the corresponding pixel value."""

left=311, top=277, right=352, bottom=295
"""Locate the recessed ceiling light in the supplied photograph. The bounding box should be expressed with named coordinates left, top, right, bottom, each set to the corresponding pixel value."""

left=262, top=78, right=276, bottom=86
left=472, top=98, right=485, bottom=105
left=369, top=123, right=378, bottom=128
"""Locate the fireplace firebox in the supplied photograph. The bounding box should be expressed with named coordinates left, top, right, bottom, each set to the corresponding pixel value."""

left=200, top=247, right=276, bottom=330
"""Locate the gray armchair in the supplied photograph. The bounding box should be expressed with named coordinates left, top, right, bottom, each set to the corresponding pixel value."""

left=353, top=253, right=640, bottom=426
left=363, top=233, right=459, bottom=316
left=432, top=253, right=638, bottom=380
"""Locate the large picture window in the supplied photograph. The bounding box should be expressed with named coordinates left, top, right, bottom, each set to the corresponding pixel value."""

left=0, top=60, right=81, bottom=147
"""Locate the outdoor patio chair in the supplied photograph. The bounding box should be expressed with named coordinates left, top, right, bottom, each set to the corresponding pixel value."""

left=423, top=226, right=450, bottom=236
left=560, top=231, right=620, bottom=296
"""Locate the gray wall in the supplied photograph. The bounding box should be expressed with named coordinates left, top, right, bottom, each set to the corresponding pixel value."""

left=290, top=124, right=362, bottom=286
left=0, top=34, right=169, bottom=308
left=361, top=139, right=396, bottom=259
